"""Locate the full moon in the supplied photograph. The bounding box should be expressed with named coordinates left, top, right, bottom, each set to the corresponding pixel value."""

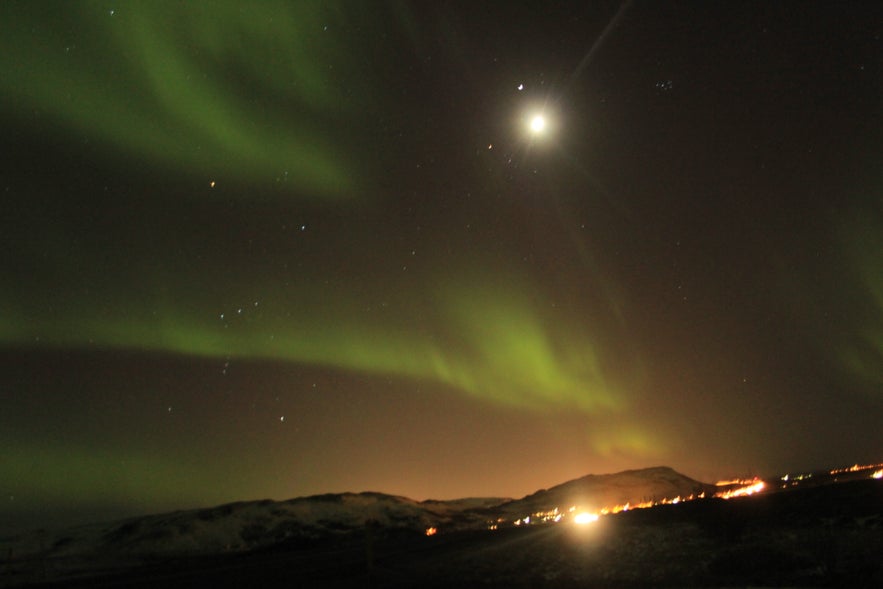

left=530, top=114, right=546, bottom=133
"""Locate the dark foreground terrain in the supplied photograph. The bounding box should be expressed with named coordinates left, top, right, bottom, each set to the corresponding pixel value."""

left=10, top=478, right=883, bottom=588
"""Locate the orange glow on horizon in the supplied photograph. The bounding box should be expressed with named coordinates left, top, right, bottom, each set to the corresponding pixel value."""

left=484, top=461, right=881, bottom=532
left=714, top=479, right=765, bottom=499
left=715, top=477, right=759, bottom=486
left=573, top=512, right=599, bottom=525
left=830, top=462, right=883, bottom=475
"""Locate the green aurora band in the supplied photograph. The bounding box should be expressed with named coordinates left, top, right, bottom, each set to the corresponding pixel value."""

left=0, top=1, right=629, bottom=415
left=2, top=2, right=880, bottom=527
left=0, top=1, right=392, bottom=198
left=839, top=208, right=883, bottom=389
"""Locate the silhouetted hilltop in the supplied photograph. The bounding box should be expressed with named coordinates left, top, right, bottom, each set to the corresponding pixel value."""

left=499, top=465, right=716, bottom=518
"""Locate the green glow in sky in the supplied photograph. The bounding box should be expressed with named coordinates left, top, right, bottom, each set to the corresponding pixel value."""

left=839, top=209, right=883, bottom=389
left=6, top=266, right=623, bottom=414
left=0, top=1, right=386, bottom=198
left=1, top=439, right=227, bottom=508
left=3, top=1, right=881, bottom=532
left=0, top=1, right=629, bottom=416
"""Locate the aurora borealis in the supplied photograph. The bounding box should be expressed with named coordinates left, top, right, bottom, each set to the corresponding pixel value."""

left=2, top=1, right=881, bottom=533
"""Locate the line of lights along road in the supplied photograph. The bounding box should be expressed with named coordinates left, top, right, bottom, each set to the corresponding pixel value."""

left=424, top=462, right=883, bottom=536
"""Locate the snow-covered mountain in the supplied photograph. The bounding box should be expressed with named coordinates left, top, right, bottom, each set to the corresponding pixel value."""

left=5, top=465, right=880, bottom=588
left=0, top=492, right=509, bottom=585
left=2, top=493, right=506, bottom=561
left=0, top=466, right=712, bottom=584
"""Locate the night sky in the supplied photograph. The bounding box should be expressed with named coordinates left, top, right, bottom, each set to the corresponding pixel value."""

left=2, top=1, right=881, bottom=534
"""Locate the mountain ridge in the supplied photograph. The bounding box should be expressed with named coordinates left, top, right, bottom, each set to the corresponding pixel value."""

left=0, top=466, right=712, bottom=566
